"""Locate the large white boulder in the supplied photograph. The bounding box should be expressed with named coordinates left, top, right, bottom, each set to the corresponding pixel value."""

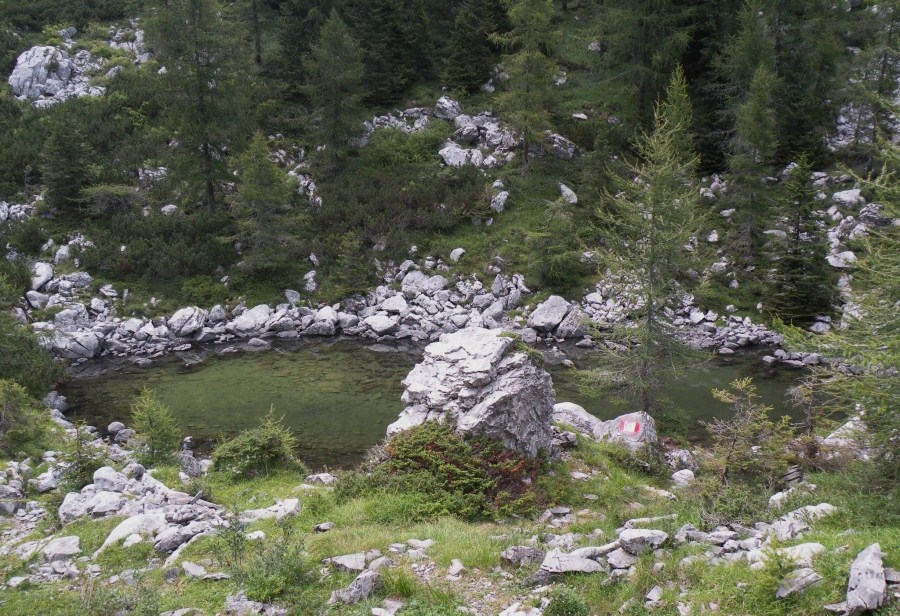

left=30, top=262, right=54, bottom=291
left=8, top=46, right=74, bottom=98
left=227, top=304, right=271, bottom=335
left=527, top=295, right=571, bottom=332
left=434, top=96, right=463, bottom=121
left=388, top=328, right=555, bottom=457
left=168, top=307, right=208, bottom=337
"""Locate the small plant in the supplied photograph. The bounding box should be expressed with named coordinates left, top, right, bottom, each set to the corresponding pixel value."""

left=544, top=586, right=589, bottom=616
left=240, top=518, right=312, bottom=602
left=212, top=407, right=305, bottom=478
left=699, top=378, right=796, bottom=524
left=0, top=379, right=49, bottom=456
left=130, top=388, right=181, bottom=465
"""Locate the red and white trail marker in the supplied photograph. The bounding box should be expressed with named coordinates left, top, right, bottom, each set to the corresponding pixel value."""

left=618, top=420, right=641, bottom=435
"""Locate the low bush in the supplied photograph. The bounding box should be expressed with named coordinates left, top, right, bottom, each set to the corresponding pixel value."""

left=0, top=379, right=50, bottom=456
left=336, top=422, right=548, bottom=521
left=130, top=388, right=181, bottom=466
left=212, top=408, right=306, bottom=478
left=544, top=586, right=589, bottom=616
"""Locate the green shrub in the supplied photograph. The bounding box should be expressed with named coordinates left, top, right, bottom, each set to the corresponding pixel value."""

left=0, top=379, right=50, bottom=456
left=544, top=586, right=589, bottom=616
left=336, top=421, right=548, bottom=521
left=241, top=520, right=312, bottom=602
left=180, top=275, right=229, bottom=306
left=5, top=216, right=46, bottom=255
left=130, top=388, right=181, bottom=465
left=0, top=313, right=63, bottom=396
left=212, top=408, right=306, bottom=478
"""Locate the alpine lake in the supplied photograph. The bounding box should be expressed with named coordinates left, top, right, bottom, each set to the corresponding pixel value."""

left=60, top=338, right=802, bottom=469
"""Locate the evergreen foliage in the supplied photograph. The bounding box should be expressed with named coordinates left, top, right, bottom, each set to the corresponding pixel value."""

left=130, top=388, right=182, bottom=465
left=302, top=11, right=364, bottom=166
left=700, top=378, right=795, bottom=523
left=584, top=69, right=707, bottom=414
left=42, top=119, right=95, bottom=213
left=212, top=408, right=305, bottom=478
left=146, top=0, right=251, bottom=208
left=494, top=0, right=557, bottom=165
left=767, top=157, right=836, bottom=325
left=591, top=0, right=695, bottom=131
left=441, top=0, right=497, bottom=93
left=0, top=313, right=62, bottom=396
left=230, top=133, right=309, bottom=277
left=0, top=379, right=49, bottom=456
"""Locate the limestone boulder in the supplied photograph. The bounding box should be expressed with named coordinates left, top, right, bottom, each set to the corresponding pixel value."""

left=527, top=295, right=571, bottom=332
left=388, top=328, right=555, bottom=457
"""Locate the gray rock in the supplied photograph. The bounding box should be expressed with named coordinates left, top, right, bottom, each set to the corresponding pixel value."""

left=0, top=485, right=24, bottom=515
left=527, top=295, right=571, bottom=332
left=607, top=547, right=638, bottom=569
left=153, top=521, right=210, bottom=553
left=545, top=132, right=577, bottom=159
left=845, top=544, right=887, bottom=615
left=227, top=304, right=271, bottom=335
left=449, top=247, right=466, bottom=262
left=107, top=421, right=126, bottom=435
left=618, top=529, right=668, bottom=555
left=388, top=328, right=555, bottom=457
left=671, top=469, right=695, bottom=487
left=555, top=308, right=589, bottom=339
left=559, top=183, right=578, bottom=204
left=328, top=570, right=383, bottom=605
left=364, top=314, right=399, bottom=336
left=9, top=46, right=74, bottom=98
left=776, top=568, right=823, bottom=599
left=326, top=552, right=367, bottom=572
left=42, top=536, right=81, bottom=562
left=168, top=307, right=208, bottom=337
left=539, top=548, right=605, bottom=574
left=501, top=546, right=544, bottom=567
left=178, top=450, right=203, bottom=478
left=31, top=262, right=54, bottom=290
left=552, top=402, right=604, bottom=440
left=93, top=466, right=128, bottom=492
left=25, top=290, right=49, bottom=309
left=491, top=191, right=509, bottom=213
left=434, top=96, right=462, bottom=120
left=52, top=330, right=101, bottom=359
left=594, top=412, right=658, bottom=451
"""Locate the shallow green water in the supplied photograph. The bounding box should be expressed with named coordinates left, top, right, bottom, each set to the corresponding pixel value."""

left=62, top=339, right=801, bottom=469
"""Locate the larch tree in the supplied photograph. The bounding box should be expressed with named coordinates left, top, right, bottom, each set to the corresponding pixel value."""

left=584, top=68, right=707, bottom=415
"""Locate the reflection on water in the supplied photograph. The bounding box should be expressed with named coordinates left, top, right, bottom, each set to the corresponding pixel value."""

left=62, top=338, right=801, bottom=468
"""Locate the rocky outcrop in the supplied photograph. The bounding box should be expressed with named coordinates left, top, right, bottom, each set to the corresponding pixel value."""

left=826, top=544, right=888, bottom=615
left=387, top=328, right=556, bottom=457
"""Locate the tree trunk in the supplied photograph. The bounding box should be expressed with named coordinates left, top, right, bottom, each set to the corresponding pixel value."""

left=250, top=0, right=262, bottom=66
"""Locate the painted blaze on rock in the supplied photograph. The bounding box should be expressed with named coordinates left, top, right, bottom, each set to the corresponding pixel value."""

left=387, top=327, right=555, bottom=457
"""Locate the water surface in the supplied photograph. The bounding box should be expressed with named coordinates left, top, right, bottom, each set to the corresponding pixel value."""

left=62, top=338, right=801, bottom=468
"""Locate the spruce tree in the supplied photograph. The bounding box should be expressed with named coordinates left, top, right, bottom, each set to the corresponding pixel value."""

left=303, top=10, right=365, bottom=168
left=230, top=134, right=309, bottom=277
left=42, top=120, right=94, bottom=213
left=723, top=66, right=779, bottom=261
left=591, top=0, right=695, bottom=131
left=442, top=0, right=496, bottom=93
left=146, top=0, right=251, bottom=209
left=585, top=69, right=706, bottom=415
left=494, top=0, right=556, bottom=166
left=767, top=157, right=835, bottom=324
